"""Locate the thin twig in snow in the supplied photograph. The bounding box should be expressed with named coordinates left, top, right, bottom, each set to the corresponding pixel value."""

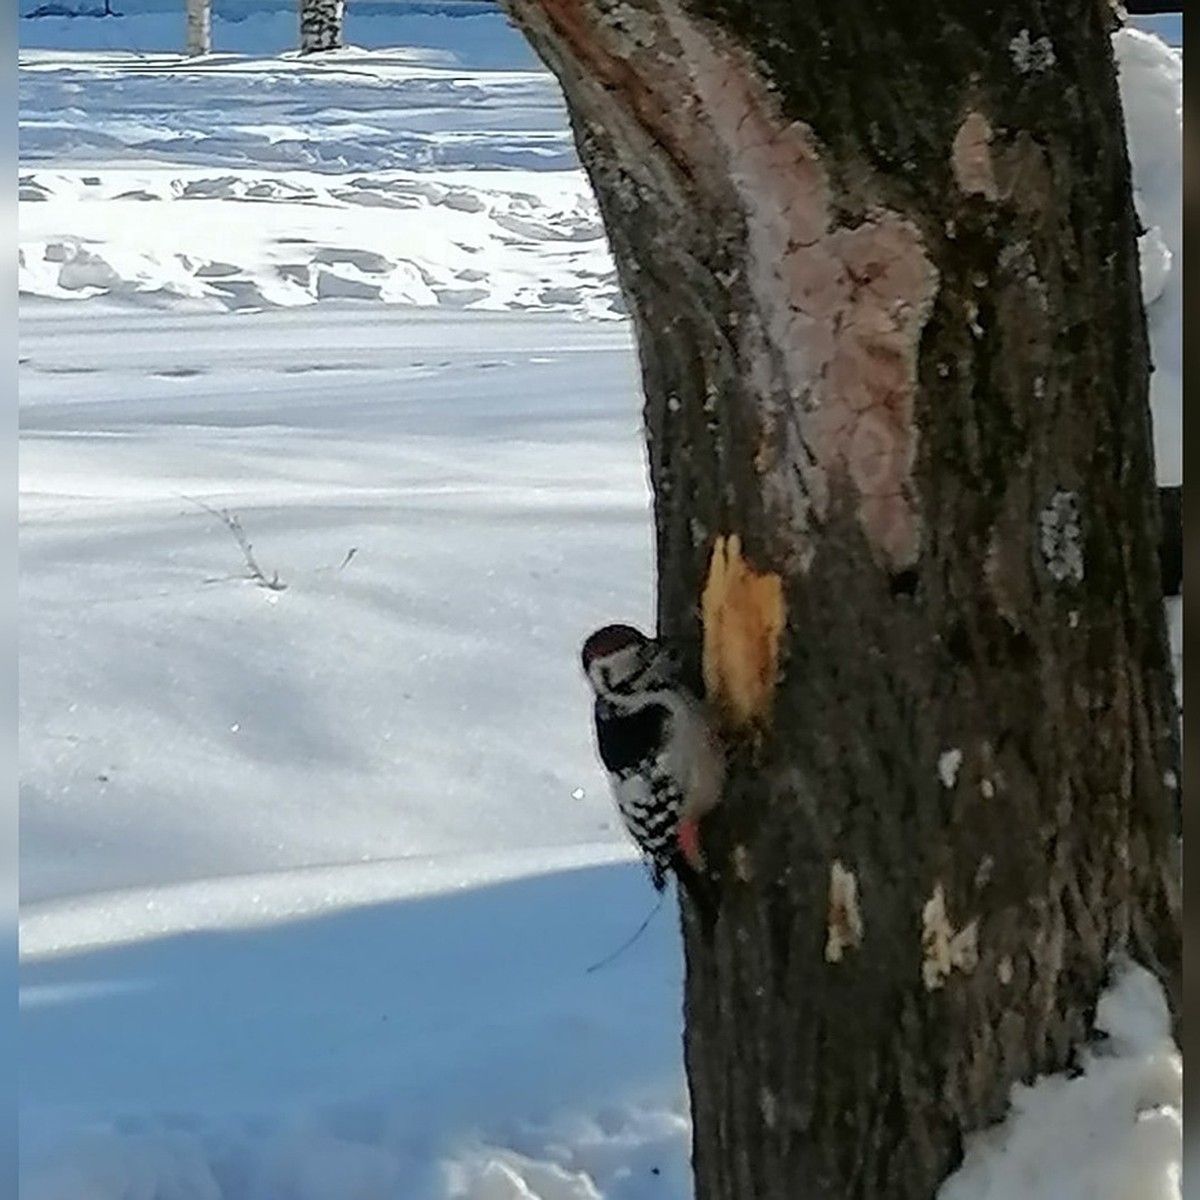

left=183, top=495, right=287, bottom=591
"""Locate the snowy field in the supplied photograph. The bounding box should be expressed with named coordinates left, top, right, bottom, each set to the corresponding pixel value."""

left=18, top=4, right=1183, bottom=1198
left=18, top=2, right=618, bottom=320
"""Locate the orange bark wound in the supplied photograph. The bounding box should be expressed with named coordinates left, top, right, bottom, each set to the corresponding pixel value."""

left=702, top=534, right=785, bottom=730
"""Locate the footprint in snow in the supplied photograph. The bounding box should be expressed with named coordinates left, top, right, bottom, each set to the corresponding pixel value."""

left=181, top=176, right=243, bottom=200
left=333, top=189, right=421, bottom=210
left=437, top=189, right=487, bottom=214
left=279, top=362, right=360, bottom=375
left=276, top=264, right=312, bottom=287
left=194, top=261, right=242, bottom=279
left=153, top=367, right=207, bottom=379
left=433, top=285, right=489, bottom=308
left=312, top=246, right=392, bottom=274
left=538, top=286, right=582, bottom=306
left=315, top=270, right=383, bottom=301
left=209, top=279, right=270, bottom=310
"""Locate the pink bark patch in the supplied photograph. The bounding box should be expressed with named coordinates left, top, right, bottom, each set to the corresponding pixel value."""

left=666, top=9, right=939, bottom=569
left=952, top=110, right=999, bottom=200
left=518, top=0, right=940, bottom=569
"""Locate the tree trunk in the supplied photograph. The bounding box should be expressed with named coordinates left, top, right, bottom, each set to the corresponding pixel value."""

left=185, top=0, right=211, bottom=57
left=502, top=1, right=1181, bottom=1198
left=299, top=0, right=344, bottom=54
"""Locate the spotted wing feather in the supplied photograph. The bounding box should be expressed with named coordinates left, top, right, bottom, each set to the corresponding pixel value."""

left=594, top=700, right=683, bottom=887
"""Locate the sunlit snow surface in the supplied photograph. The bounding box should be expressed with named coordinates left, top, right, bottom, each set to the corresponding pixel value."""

left=18, top=37, right=619, bottom=317
left=19, top=6, right=1182, bottom=1199
left=20, top=306, right=652, bottom=904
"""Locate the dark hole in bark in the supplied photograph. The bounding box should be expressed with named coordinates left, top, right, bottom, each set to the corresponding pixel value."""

left=945, top=621, right=972, bottom=664
left=997, top=626, right=1037, bottom=670
left=1062, top=323, right=1090, bottom=354
left=889, top=569, right=920, bottom=598
left=1157, top=485, right=1181, bottom=597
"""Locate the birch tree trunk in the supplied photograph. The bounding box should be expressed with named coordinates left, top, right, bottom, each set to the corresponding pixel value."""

left=185, top=0, right=210, bottom=56
left=299, top=0, right=344, bottom=54
left=501, top=2, right=1182, bottom=1198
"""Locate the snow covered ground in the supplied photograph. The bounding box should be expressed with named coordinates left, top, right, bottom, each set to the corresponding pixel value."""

left=18, top=4, right=1183, bottom=1198
left=20, top=290, right=688, bottom=1200
left=20, top=305, right=651, bottom=907
left=18, top=46, right=619, bottom=317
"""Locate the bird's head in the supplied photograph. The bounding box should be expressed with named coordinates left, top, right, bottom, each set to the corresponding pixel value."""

left=581, top=623, right=658, bottom=700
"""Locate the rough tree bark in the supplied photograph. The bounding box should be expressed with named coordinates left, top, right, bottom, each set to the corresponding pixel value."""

left=299, top=0, right=344, bottom=54
left=185, top=0, right=211, bottom=57
left=502, top=1, right=1181, bottom=1198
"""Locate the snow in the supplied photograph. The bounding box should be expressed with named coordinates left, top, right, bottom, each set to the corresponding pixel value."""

left=1115, top=27, right=1182, bottom=488
left=939, top=963, right=1180, bottom=1200
left=937, top=748, right=962, bottom=789
left=18, top=5, right=1182, bottom=1199
left=23, top=856, right=691, bottom=1200
left=18, top=43, right=620, bottom=317
left=19, top=305, right=651, bottom=904
left=19, top=301, right=687, bottom=1196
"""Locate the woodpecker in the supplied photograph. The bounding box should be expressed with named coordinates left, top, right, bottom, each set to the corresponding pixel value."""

left=581, top=623, right=725, bottom=918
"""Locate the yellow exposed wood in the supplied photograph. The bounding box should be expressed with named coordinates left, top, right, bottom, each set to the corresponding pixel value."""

left=701, top=534, right=785, bottom=730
